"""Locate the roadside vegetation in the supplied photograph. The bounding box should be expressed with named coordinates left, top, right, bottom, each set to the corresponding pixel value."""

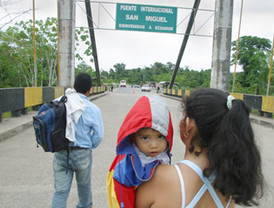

left=0, top=18, right=273, bottom=95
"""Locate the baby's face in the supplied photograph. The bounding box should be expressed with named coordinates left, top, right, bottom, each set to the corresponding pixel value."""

left=134, top=128, right=167, bottom=157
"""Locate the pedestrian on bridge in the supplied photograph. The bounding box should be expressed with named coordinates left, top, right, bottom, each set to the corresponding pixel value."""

left=51, top=73, right=104, bottom=208
left=107, top=95, right=173, bottom=208
left=135, top=88, right=264, bottom=208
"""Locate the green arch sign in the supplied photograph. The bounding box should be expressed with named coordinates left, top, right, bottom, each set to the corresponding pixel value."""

left=116, top=3, right=177, bottom=33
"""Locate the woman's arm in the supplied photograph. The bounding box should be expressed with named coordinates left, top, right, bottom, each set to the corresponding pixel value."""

left=135, top=177, right=154, bottom=208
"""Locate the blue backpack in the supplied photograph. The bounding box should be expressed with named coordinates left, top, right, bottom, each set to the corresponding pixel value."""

left=33, top=96, right=69, bottom=152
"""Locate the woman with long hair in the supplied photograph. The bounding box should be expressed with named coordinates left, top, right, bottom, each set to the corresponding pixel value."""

left=135, top=88, right=263, bottom=208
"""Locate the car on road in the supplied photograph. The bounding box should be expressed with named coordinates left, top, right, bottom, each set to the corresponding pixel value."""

left=120, top=80, right=126, bottom=87
left=141, top=84, right=151, bottom=92
left=133, top=85, right=140, bottom=88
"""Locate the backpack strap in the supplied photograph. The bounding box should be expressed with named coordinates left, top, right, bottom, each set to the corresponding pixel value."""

left=60, top=95, right=67, bottom=103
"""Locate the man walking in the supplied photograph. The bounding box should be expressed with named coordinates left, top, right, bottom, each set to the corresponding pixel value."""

left=51, top=73, right=104, bottom=208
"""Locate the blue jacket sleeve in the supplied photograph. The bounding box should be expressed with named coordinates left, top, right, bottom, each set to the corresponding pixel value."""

left=76, top=99, right=104, bottom=149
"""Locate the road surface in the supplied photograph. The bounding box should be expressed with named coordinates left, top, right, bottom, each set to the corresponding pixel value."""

left=0, top=87, right=273, bottom=207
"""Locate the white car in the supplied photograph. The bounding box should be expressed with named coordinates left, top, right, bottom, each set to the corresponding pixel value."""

left=141, top=84, right=151, bottom=92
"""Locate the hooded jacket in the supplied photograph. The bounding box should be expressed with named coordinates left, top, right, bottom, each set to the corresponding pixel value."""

left=107, top=95, right=173, bottom=208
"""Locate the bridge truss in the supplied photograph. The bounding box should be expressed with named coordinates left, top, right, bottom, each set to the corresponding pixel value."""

left=75, top=0, right=215, bottom=88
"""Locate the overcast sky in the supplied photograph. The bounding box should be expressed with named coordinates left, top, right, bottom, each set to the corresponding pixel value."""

left=1, top=0, right=273, bottom=72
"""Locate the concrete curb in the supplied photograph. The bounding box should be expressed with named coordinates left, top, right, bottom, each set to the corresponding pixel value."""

left=0, top=92, right=109, bottom=142
left=0, top=121, right=34, bottom=142
left=249, top=117, right=274, bottom=129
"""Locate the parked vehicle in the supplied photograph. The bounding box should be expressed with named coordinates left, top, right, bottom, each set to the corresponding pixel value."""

left=120, top=80, right=126, bottom=87
left=141, top=84, right=151, bottom=92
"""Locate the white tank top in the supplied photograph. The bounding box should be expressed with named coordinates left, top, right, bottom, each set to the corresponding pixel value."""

left=174, top=160, right=232, bottom=208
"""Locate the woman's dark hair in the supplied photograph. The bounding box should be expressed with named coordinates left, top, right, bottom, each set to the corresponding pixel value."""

left=74, top=73, right=92, bottom=94
left=182, top=88, right=263, bottom=206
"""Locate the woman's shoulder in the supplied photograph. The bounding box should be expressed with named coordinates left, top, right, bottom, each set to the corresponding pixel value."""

left=149, top=164, right=179, bottom=186
left=136, top=164, right=183, bottom=207
left=155, top=164, right=175, bottom=175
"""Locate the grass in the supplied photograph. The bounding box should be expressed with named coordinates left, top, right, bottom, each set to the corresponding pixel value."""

left=2, top=112, right=11, bottom=119
left=251, top=109, right=259, bottom=115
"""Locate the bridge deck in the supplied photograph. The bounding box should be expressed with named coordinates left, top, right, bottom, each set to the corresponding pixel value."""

left=0, top=90, right=273, bottom=207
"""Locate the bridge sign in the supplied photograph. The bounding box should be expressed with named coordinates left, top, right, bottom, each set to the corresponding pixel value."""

left=116, top=3, right=177, bottom=33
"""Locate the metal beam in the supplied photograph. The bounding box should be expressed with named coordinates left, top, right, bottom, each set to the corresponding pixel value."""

left=169, top=0, right=201, bottom=89
left=85, top=0, right=101, bottom=85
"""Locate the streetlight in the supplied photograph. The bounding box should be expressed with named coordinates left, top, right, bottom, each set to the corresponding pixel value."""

left=33, top=0, right=37, bottom=87
left=232, top=0, right=244, bottom=93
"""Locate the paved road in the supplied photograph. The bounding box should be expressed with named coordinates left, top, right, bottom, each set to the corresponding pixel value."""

left=0, top=88, right=273, bottom=207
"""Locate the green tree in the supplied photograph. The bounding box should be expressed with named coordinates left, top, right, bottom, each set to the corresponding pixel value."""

left=151, top=62, right=172, bottom=84
left=75, top=61, right=95, bottom=77
left=113, top=63, right=127, bottom=80
left=231, top=36, right=272, bottom=94
left=36, top=18, right=58, bottom=86
left=0, top=30, right=19, bottom=87
left=0, top=18, right=58, bottom=87
left=127, top=68, right=142, bottom=84
left=141, top=67, right=153, bottom=83
left=75, top=27, right=93, bottom=64
left=0, top=19, right=95, bottom=88
left=151, top=62, right=172, bottom=75
left=200, top=69, right=211, bottom=87
left=108, top=69, right=116, bottom=80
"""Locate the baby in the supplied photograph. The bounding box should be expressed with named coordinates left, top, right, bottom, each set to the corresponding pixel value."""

left=107, top=95, right=173, bottom=208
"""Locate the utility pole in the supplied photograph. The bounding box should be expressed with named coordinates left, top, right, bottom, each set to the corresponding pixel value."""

left=33, top=0, right=37, bottom=87
left=57, top=1, right=60, bottom=87
left=266, top=34, right=274, bottom=96
left=232, top=0, right=244, bottom=93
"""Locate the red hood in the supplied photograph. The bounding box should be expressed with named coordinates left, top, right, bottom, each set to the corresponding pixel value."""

left=117, top=95, right=173, bottom=154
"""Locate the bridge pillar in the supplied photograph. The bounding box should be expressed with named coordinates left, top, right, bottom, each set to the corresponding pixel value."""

left=210, top=0, right=233, bottom=91
left=58, top=0, right=75, bottom=88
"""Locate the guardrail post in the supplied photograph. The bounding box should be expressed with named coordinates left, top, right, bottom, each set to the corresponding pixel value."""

left=265, top=112, right=273, bottom=118
left=258, top=110, right=273, bottom=118
left=258, top=110, right=264, bottom=117
left=32, top=105, right=40, bottom=111
left=11, top=110, right=21, bottom=117
left=21, top=108, right=28, bottom=115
